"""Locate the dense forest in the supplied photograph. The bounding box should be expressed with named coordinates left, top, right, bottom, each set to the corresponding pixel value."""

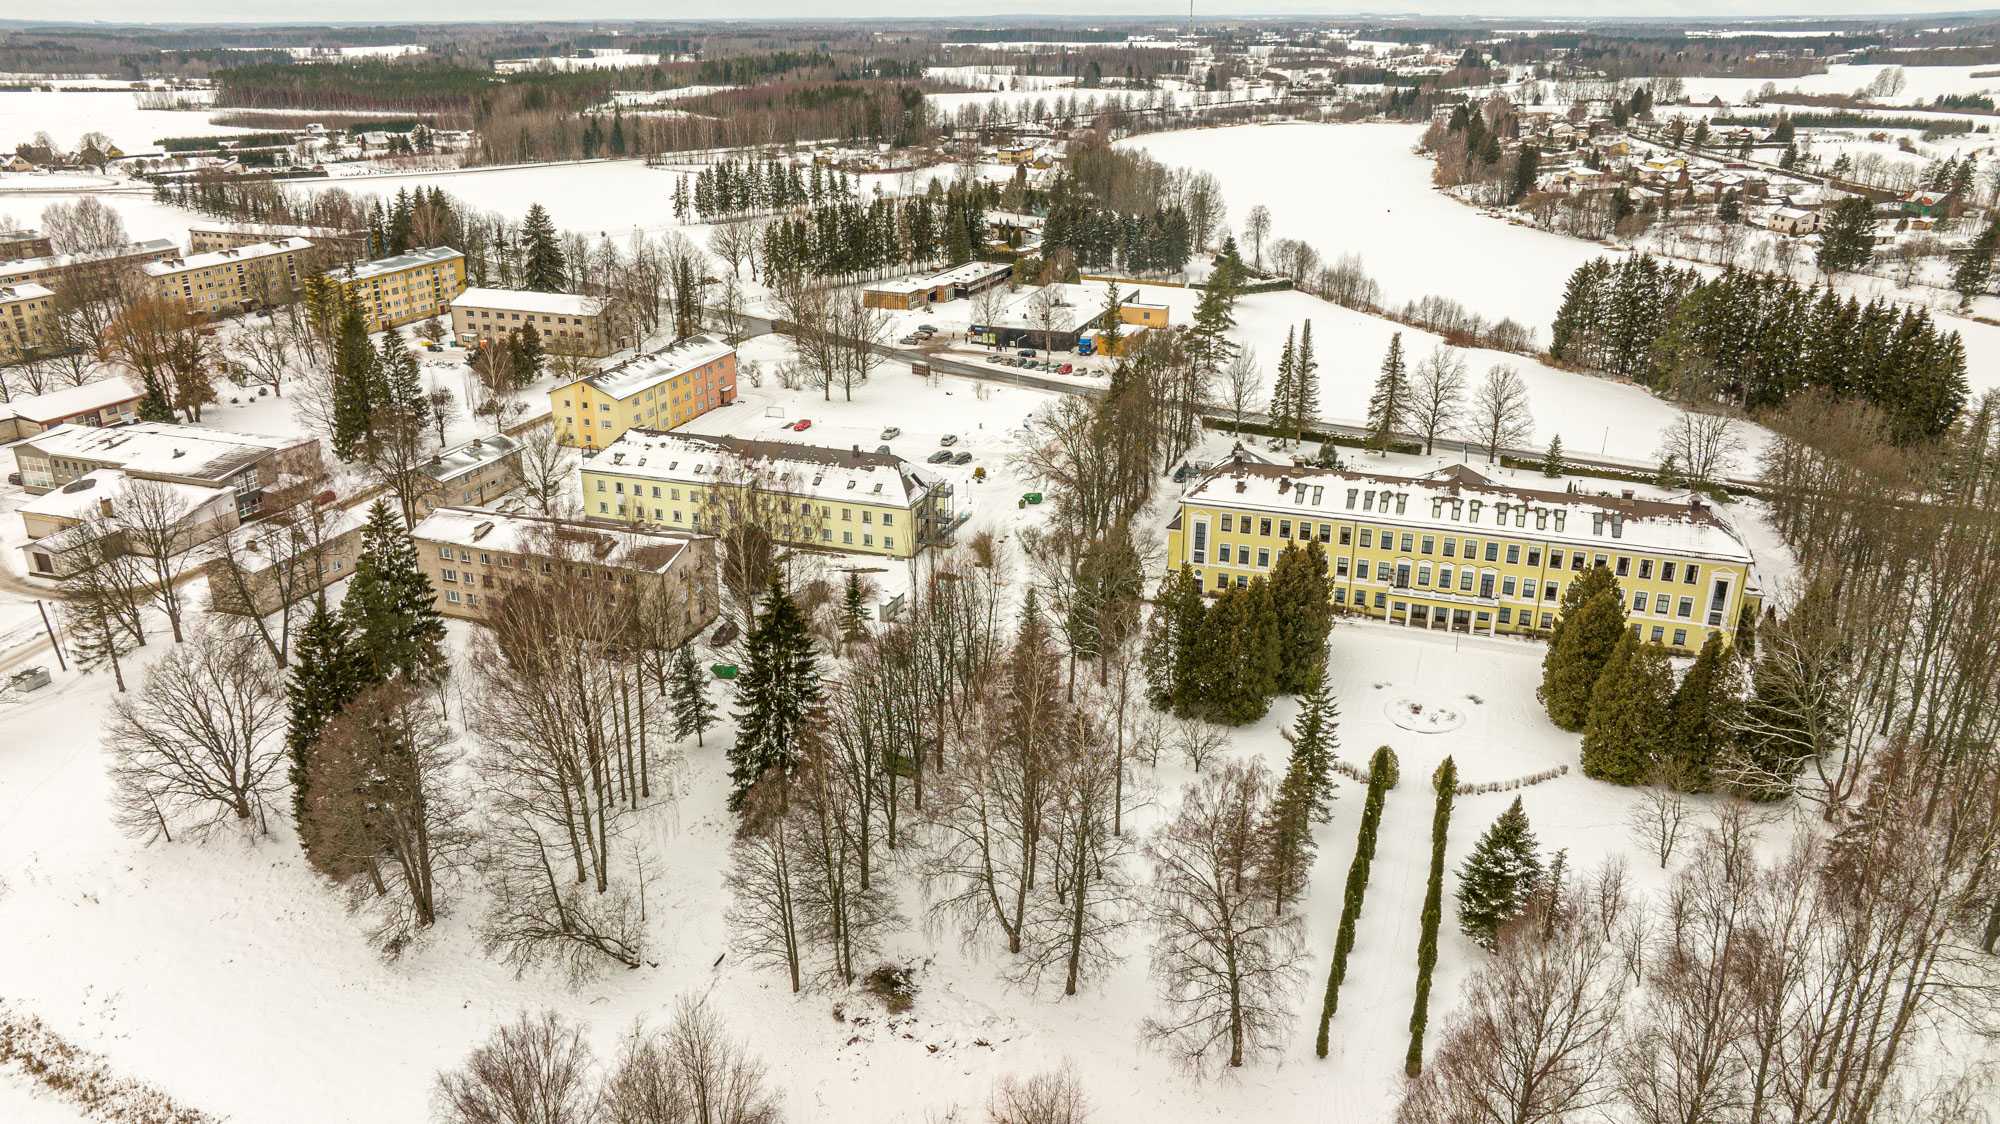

left=1549, top=255, right=1969, bottom=442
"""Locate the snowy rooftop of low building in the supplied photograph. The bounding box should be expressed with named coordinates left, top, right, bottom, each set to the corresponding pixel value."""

left=449, top=287, right=604, bottom=318
left=17, top=422, right=307, bottom=483
left=419, top=432, right=523, bottom=483
left=188, top=220, right=356, bottom=239
left=983, top=282, right=1134, bottom=332
left=142, top=238, right=314, bottom=276
left=579, top=335, right=735, bottom=401
left=0, top=239, right=178, bottom=281
left=409, top=506, right=691, bottom=573
left=588, top=429, right=945, bottom=509
left=19, top=469, right=232, bottom=523
left=0, top=376, right=140, bottom=424
left=0, top=282, right=54, bottom=304
left=223, top=505, right=369, bottom=574
left=1181, top=461, right=1755, bottom=565
left=341, top=246, right=462, bottom=281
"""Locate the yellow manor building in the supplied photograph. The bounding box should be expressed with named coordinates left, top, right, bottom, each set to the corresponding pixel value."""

left=1166, top=460, right=1761, bottom=653
left=329, top=246, right=466, bottom=331
left=551, top=335, right=737, bottom=449
left=581, top=430, right=955, bottom=559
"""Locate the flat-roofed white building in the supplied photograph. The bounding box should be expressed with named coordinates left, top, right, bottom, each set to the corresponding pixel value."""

left=0, top=376, right=143, bottom=441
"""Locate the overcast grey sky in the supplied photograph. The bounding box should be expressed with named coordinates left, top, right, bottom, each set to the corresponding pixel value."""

left=25, top=2, right=2000, bottom=24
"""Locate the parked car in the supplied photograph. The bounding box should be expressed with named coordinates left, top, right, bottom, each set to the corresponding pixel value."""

left=791, top=419, right=812, bottom=431
left=5, top=472, right=20, bottom=486
left=952, top=451, right=973, bottom=465
left=1056, top=363, right=1073, bottom=374
left=940, top=434, right=958, bottom=446
left=1172, top=463, right=1191, bottom=483
left=899, top=335, right=919, bottom=345
left=972, top=466, right=987, bottom=480
left=927, top=450, right=954, bottom=463
left=876, top=444, right=892, bottom=454
left=880, top=426, right=901, bottom=440
left=426, top=343, right=444, bottom=353
left=1017, top=349, right=1036, bottom=357
left=919, top=324, right=938, bottom=333
left=986, top=355, right=1006, bottom=364
left=711, top=620, right=740, bottom=647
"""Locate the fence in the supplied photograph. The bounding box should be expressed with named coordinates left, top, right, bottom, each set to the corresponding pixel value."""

left=1331, top=757, right=1570, bottom=794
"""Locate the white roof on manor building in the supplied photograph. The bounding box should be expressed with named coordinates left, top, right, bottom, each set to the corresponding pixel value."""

left=1182, top=461, right=1755, bottom=565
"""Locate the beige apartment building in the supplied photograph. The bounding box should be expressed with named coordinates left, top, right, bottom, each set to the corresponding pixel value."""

left=409, top=507, right=717, bottom=636
left=414, top=432, right=523, bottom=516
left=142, top=238, right=313, bottom=315
left=449, top=287, right=612, bottom=356
left=0, top=282, right=55, bottom=361
left=329, top=247, right=467, bottom=331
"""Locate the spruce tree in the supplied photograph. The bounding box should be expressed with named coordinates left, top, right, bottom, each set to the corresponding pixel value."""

left=520, top=203, right=567, bottom=292
left=1315, top=745, right=1397, bottom=1057
left=1366, top=332, right=1409, bottom=453
left=1538, top=570, right=1625, bottom=731
left=514, top=322, right=545, bottom=379
left=1268, top=541, right=1333, bottom=693
left=1455, top=795, right=1542, bottom=949
left=670, top=643, right=718, bottom=748
left=1953, top=217, right=1999, bottom=306
left=1817, top=197, right=1875, bottom=277
left=340, top=500, right=447, bottom=685
left=729, top=576, right=824, bottom=809
left=1580, top=630, right=1672, bottom=785
left=1406, top=756, right=1456, bottom=1075
left=329, top=296, right=380, bottom=460
left=1293, top=320, right=1318, bottom=435
left=1261, top=749, right=1318, bottom=912
left=1237, top=576, right=1284, bottom=721
left=285, top=604, right=371, bottom=845
left=1142, top=566, right=1207, bottom=714
left=1269, top=326, right=1298, bottom=443
left=837, top=571, right=871, bottom=651
left=1280, top=672, right=1341, bottom=822
left=1541, top=434, right=1565, bottom=477
left=1664, top=632, right=1740, bottom=792
left=377, top=325, right=423, bottom=413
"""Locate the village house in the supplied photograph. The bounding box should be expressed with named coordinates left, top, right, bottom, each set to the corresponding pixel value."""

left=551, top=335, right=736, bottom=450
left=1165, top=460, right=1759, bottom=655
left=409, top=506, right=718, bottom=633
left=0, top=377, right=143, bottom=441
left=142, top=238, right=312, bottom=316
left=581, top=430, right=954, bottom=560
left=448, top=288, right=612, bottom=356
left=1768, top=207, right=1822, bottom=235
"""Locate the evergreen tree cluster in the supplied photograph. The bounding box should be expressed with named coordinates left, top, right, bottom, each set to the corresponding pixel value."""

left=1261, top=675, right=1342, bottom=912
left=1315, top=745, right=1398, bottom=1057
left=675, top=155, right=847, bottom=222
left=1143, top=543, right=1333, bottom=725
left=1454, top=795, right=1542, bottom=949
left=1548, top=255, right=1968, bottom=441
left=1040, top=202, right=1194, bottom=274
left=760, top=180, right=994, bottom=281
left=1405, top=756, right=1456, bottom=1076
left=1267, top=321, right=1320, bottom=446
left=728, top=577, right=825, bottom=809
left=285, top=500, right=448, bottom=868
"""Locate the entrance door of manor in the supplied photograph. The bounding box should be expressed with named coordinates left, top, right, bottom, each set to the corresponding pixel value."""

left=1452, top=609, right=1473, bottom=633
left=1410, top=605, right=1430, bottom=628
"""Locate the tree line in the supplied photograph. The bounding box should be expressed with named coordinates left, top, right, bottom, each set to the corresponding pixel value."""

left=1548, top=254, right=1968, bottom=441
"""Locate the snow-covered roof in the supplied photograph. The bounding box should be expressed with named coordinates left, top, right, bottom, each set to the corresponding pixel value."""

left=1182, top=461, right=1754, bottom=565
left=589, top=429, right=946, bottom=510
left=142, top=238, right=314, bottom=276
left=0, top=282, right=54, bottom=304
left=223, top=506, right=368, bottom=574
left=188, top=220, right=355, bottom=240
left=0, top=376, right=140, bottom=424
left=577, top=335, right=735, bottom=401
left=410, top=506, right=692, bottom=573
left=449, top=287, right=604, bottom=318
left=0, top=239, right=178, bottom=283
left=19, top=469, right=232, bottom=523
left=16, top=422, right=308, bottom=484
left=419, top=432, right=522, bottom=483
left=341, top=246, right=462, bottom=281
left=982, top=282, right=1133, bottom=332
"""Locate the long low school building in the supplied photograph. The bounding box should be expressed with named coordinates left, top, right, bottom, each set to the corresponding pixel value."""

left=1166, top=460, right=1761, bottom=654
left=580, top=429, right=955, bottom=560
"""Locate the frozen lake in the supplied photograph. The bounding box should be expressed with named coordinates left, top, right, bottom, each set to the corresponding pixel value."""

left=0, top=89, right=255, bottom=154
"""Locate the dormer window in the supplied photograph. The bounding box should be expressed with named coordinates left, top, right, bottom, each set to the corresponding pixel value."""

left=1345, top=488, right=1358, bottom=509
left=1468, top=500, right=1482, bottom=520
left=1394, top=493, right=1407, bottom=515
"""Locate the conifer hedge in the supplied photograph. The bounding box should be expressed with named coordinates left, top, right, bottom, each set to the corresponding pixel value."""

left=1314, top=745, right=1398, bottom=1058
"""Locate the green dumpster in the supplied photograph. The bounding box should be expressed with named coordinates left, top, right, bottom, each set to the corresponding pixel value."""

left=1023, top=492, right=1043, bottom=505
left=711, top=664, right=739, bottom=680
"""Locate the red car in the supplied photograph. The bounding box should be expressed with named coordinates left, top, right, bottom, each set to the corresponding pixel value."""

left=1056, top=363, right=1073, bottom=374
left=791, top=419, right=812, bottom=431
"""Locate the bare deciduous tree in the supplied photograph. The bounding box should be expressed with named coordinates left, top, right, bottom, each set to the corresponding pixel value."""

left=1141, top=760, right=1307, bottom=1072
left=1658, top=409, right=1744, bottom=488
left=1242, top=205, right=1272, bottom=270
left=40, top=196, right=128, bottom=254
left=433, top=1010, right=599, bottom=1124
left=988, top=1062, right=1090, bottom=1124
left=1465, top=364, right=1535, bottom=463
left=1221, top=347, right=1259, bottom=437
left=602, top=996, right=783, bottom=1124
left=514, top=420, right=578, bottom=516
left=106, top=623, right=287, bottom=841
left=1408, top=344, right=1468, bottom=456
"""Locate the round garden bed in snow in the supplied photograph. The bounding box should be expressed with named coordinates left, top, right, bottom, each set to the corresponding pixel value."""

left=1384, top=696, right=1466, bottom=734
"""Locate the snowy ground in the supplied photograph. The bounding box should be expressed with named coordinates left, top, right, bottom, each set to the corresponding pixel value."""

left=0, top=90, right=256, bottom=154
left=1677, top=62, right=2000, bottom=108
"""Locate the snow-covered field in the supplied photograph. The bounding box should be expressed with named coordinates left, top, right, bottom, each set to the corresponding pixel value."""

left=1678, top=62, right=2000, bottom=108
left=1123, top=123, right=1609, bottom=339
left=0, top=90, right=254, bottom=154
